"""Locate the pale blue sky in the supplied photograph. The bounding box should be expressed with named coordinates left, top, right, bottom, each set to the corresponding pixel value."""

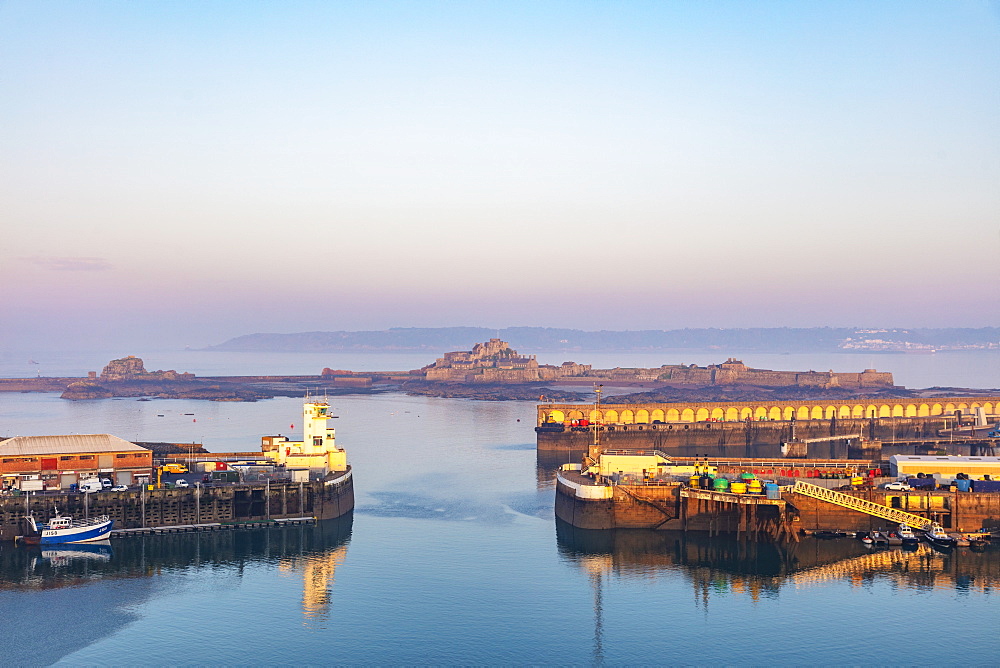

left=2, top=1, right=998, bottom=350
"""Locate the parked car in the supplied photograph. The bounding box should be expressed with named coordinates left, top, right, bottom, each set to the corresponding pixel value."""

left=110, top=484, right=128, bottom=492
left=174, top=479, right=190, bottom=488
left=883, top=481, right=912, bottom=491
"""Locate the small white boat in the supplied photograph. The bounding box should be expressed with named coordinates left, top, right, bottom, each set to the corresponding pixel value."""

left=896, top=523, right=920, bottom=546
left=922, top=523, right=957, bottom=548
left=22, top=508, right=113, bottom=545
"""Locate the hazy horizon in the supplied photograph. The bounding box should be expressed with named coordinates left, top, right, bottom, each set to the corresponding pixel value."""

left=3, top=1, right=998, bottom=352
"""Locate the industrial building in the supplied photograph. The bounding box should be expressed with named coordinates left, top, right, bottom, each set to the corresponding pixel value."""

left=889, top=454, right=1000, bottom=479
left=0, top=434, right=153, bottom=491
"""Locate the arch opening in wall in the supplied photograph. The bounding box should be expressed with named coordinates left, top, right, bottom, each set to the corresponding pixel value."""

left=590, top=410, right=602, bottom=422
left=651, top=409, right=665, bottom=422
left=711, top=408, right=725, bottom=421
left=696, top=408, right=709, bottom=421
left=568, top=410, right=584, bottom=420
left=838, top=405, right=851, bottom=419
left=891, top=405, right=903, bottom=417
left=931, top=404, right=943, bottom=416
left=783, top=407, right=795, bottom=421
left=852, top=405, right=864, bottom=418
left=604, top=409, right=619, bottom=423
left=547, top=410, right=565, bottom=423
left=681, top=408, right=695, bottom=422
left=918, top=404, right=930, bottom=417
left=726, top=407, right=739, bottom=421
left=621, top=409, right=635, bottom=424
left=796, top=406, right=809, bottom=420
left=769, top=407, right=782, bottom=421
left=904, top=404, right=917, bottom=417
left=878, top=405, right=891, bottom=418
left=636, top=409, right=650, bottom=424
left=667, top=408, right=680, bottom=422
left=810, top=406, right=823, bottom=420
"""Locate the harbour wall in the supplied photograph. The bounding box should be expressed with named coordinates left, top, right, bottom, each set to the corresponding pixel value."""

left=0, top=473, right=354, bottom=541
left=555, top=478, right=1000, bottom=533
left=538, top=416, right=956, bottom=459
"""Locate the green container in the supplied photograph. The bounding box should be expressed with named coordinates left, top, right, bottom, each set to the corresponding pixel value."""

left=712, top=477, right=730, bottom=491
left=740, top=472, right=755, bottom=480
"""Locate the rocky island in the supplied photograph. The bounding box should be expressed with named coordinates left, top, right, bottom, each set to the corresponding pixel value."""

left=1, top=340, right=990, bottom=403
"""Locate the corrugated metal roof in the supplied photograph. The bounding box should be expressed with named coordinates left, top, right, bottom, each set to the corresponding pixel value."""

left=0, top=434, right=150, bottom=456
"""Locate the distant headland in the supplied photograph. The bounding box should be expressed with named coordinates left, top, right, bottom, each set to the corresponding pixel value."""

left=4, top=338, right=995, bottom=403
left=206, top=326, right=1000, bottom=354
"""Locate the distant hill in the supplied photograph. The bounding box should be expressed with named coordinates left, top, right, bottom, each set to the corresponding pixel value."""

left=206, top=327, right=1000, bottom=354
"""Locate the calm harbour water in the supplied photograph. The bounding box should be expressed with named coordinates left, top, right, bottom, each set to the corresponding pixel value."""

left=1, top=351, right=998, bottom=665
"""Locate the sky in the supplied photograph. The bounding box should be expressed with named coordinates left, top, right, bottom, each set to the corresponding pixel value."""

left=2, top=1, right=998, bottom=351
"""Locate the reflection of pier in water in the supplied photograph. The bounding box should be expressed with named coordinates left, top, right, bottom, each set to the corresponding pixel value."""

left=0, top=514, right=353, bottom=619
left=556, top=519, right=999, bottom=604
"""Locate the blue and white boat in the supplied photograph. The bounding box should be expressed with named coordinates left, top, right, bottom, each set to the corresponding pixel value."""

left=22, top=508, right=113, bottom=545
left=895, top=523, right=920, bottom=546
left=921, top=523, right=957, bottom=548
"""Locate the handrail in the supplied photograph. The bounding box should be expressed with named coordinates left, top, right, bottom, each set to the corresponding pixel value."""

left=791, top=481, right=933, bottom=530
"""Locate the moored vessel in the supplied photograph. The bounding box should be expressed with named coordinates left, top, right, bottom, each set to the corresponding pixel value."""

left=922, top=524, right=957, bottom=548
left=20, top=508, right=113, bottom=545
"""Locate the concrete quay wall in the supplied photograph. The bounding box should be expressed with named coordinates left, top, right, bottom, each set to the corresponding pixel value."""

left=556, top=480, right=1000, bottom=534
left=0, top=473, right=354, bottom=541
left=538, top=416, right=953, bottom=458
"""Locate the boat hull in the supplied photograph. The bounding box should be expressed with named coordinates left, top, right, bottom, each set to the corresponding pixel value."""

left=37, top=519, right=114, bottom=544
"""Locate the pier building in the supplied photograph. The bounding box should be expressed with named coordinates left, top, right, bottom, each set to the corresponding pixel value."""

left=261, top=401, right=347, bottom=474
left=0, top=435, right=152, bottom=491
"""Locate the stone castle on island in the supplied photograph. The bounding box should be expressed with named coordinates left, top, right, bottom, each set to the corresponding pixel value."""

left=422, top=339, right=893, bottom=389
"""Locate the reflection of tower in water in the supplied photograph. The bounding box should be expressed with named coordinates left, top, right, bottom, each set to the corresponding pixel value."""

left=578, top=554, right=610, bottom=666
left=279, top=544, right=349, bottom=619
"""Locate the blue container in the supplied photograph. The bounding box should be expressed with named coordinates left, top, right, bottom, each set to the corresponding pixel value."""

left=972, top=479, right=1000, bottom=493
left=907, top=478, right=936, bottom=489
left=955, top=479, right=972, bottom=492
left=765, top=483, right=780, bottom=500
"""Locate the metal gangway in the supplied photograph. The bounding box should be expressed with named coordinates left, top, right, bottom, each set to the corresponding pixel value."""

left=791, top=481, right=933, bottom=530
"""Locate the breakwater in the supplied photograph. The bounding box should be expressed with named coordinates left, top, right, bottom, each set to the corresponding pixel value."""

left=0, top=472, right=354, bottom=541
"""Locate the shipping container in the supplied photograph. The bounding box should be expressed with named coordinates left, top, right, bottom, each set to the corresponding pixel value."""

left=972, top=479, right=1000, bottom=493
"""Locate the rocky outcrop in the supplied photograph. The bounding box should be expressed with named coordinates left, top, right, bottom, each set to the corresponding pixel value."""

left=100, top=356, right=195, bottom=382
left=61, top=381, right=113, bottom=400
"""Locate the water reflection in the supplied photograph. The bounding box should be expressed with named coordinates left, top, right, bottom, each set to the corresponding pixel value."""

left=0, top=514, right=353, bottom=615
left=556, top=519, right=1000, bottom=602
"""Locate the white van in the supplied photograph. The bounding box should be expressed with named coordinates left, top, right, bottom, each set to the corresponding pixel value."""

left=79, top=479, right=104, bottom=493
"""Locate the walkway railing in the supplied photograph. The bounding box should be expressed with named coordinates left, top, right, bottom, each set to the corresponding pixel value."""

left=791, top=481, right=933, bottom=530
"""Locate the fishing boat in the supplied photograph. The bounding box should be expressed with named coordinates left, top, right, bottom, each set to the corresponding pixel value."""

left=20, top=508, right=113, bottom=545
left=921, top=523, right=956, bottom=548
left=896, top=523, right=920, bottom=547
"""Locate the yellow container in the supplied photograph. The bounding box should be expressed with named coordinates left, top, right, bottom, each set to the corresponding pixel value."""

left=851, top=476, right=864, bottom=486
left=730, top=482, right=748, bottom=494
left=748, top=479, right=763, bottom=493
left=689, top=476, right=701, bottom=488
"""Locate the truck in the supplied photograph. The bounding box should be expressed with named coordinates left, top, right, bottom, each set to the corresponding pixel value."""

left=161, top=463, right=189, bottom=474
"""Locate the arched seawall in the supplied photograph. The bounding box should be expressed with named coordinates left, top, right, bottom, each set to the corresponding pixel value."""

left=539, top=397, right=999, bottom=426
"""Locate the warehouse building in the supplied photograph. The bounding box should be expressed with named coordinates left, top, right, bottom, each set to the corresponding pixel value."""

left=0, top=434, right=153, bottom=491
left=890, top=454, right=1000, bottom=480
